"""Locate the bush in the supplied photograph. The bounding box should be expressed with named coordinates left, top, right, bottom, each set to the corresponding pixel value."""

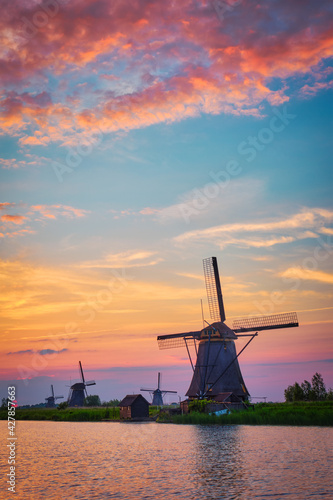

left=188, top=399, right=213, bottom=413
left=57, top=401, right=68, bottom=410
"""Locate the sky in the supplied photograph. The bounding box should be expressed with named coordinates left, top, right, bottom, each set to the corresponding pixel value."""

left=0, top=0, right=332, bottom=404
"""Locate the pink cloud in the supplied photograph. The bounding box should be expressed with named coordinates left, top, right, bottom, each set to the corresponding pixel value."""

left=0, top=0, right=331, bottom=142
left=30, top=204, right=90, bottom=219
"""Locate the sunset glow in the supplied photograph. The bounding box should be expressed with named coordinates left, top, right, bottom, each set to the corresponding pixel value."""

left=0, top=0, right=332, bottom=404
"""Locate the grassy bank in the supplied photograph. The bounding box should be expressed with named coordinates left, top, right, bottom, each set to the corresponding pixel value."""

left=1, top=402, right=331, bottom=425
left=160, top=401, right=333, bottom=427
left=0, top=407, right=121, bottom=422
left=0, top=405, right=161, bottom=422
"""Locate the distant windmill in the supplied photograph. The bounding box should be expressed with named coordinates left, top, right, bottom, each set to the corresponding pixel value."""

left=157, top=256, right=299, bottom=400
left=45, top=384, right=64, bottom=408
left=67, top=361, right=96, bottom=407
left=140, top=372, right=177, bottom=405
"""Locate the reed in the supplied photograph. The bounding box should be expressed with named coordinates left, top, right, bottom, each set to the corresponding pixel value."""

left=170, top=401, right=333, bottom=426
left=0, top=406, right=120, bottom=422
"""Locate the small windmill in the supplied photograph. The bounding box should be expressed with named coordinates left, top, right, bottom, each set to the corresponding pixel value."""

left=67, top=361, right=96, bottom=407
left=140, top=372, right=177, bottom=406
left=157, top=257, right=299, bottom=400
left=45, top=384, right=64, bottom=408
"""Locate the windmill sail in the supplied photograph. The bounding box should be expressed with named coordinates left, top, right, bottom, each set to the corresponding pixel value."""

left=233, top=312, right=298, bottom=333
left=157, top=331, right=201, bottom=349
left=203, top=257, right=226, bottom=322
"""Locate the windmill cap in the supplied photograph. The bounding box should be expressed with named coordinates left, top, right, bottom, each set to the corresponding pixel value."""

left=201, top=322, right=237, bottom=340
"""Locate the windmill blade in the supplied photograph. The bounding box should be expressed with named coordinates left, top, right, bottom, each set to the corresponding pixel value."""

left=79, top=361, right=85, bottom=384
left=233, top=312, right=299, bottom=333
left=157, top=331, right=201, bottom=350
left=85, top=380, right=96, bottom=386
left=161, top=390, right=177, bottom=394
left=203, top=257, right=226, bottom=323
left=140, top=388, right=155, bottom=392
left=55, top=395, right=64, bottom=400
left=158, top=372, right=161, bottom=390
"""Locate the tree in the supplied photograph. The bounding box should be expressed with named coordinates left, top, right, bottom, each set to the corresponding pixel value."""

left=1, top=397, right=8, bottom=410
left=293, top=382, right=304, bottom=401
left=284, top=385, right=294, bottom=402
left=101, top=399, right=120, bottom=407
left=284, top=373, right=330, bottom=402
left=311, top=372, right=326, bottom=400
left=301, top=380, right=313, bottom=401
left=327, top=388, right=333, bottom=401
left=284, top=382, right=304, bottom=402
left=84, top=395, right=101, bottom=407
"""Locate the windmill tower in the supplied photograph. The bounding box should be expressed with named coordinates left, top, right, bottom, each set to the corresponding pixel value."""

left=67, top=361, right=96, bottom=407
left=140, top=372, right=177, bottom=405
left=45, top=385, right=64, bottom=408
left=157, top=257, right=299, bottom=400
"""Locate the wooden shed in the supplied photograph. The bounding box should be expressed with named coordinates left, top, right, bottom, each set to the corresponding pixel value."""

left=119, top=394, right=150, bottom=419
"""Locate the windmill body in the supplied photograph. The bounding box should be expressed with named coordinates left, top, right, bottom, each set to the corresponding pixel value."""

left=68, top=362, right=96, bottom=407
left=157, top=257, right=299, bottom=401
left=141, top=372, right=177, bottom=405
left=186, top=322, right=249, bottom=400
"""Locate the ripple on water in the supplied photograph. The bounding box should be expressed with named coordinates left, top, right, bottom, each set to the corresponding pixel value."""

left=0, top=422, right=332, bottom=500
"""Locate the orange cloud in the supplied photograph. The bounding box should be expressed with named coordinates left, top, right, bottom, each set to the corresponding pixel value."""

left=30, top=204, right=90, bottom=219
left=280, top=268, right=333, bottom=285
left=1, top=214, right=26, bottom=225
left=0, top=202, right=15, bottom=210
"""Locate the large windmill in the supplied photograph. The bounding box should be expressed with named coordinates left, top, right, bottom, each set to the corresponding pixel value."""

left=140, top=372, right=177, bottom=406
left=45, top=385, right=64, bottom=408
left=67, top=361, right=96, bottom=407
left=157, top=257, right=299, bottom=401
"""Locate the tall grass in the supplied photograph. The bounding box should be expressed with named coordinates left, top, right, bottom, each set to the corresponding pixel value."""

left=170, top=402, right=333, bottom=427
left=0, top=407, right=120, bottom=422
left=1, top=402, right=331, bottom=426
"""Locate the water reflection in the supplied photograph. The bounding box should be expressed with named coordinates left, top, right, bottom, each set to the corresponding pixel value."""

left=0, top=422, right=331, bottom=499
left=191, top=425, right=246, bottom=499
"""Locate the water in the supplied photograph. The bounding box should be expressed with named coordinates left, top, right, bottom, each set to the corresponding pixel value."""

left=0, top=421, right=332, bottom=499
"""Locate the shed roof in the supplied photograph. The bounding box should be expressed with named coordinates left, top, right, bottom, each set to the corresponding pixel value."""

left=119, top=394, right=149, bottom=407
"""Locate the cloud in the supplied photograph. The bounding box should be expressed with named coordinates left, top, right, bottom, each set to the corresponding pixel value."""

left=174, top=208, right=333, bottom=248
left=30, top=204, right=90, bottom=219
left=280, top=268, right=333, bottom=285
left=79, top=250, right=163, bottom=269
left=0, top=203, right=15, bottom=210
left=7, top=350, right=34, bottom=355
left=1, top=214, right=26, bottom=225
left=6, top=348, right=68, bottom=356
left=175, top=273, right=204, bottom=282
left=0, top=158, right=38, bottom=169
left=38, top=348, right=68, bottom=355
left=0, top=0, right=332, bottom=143
left=0, top=203, right=89, bottom=239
